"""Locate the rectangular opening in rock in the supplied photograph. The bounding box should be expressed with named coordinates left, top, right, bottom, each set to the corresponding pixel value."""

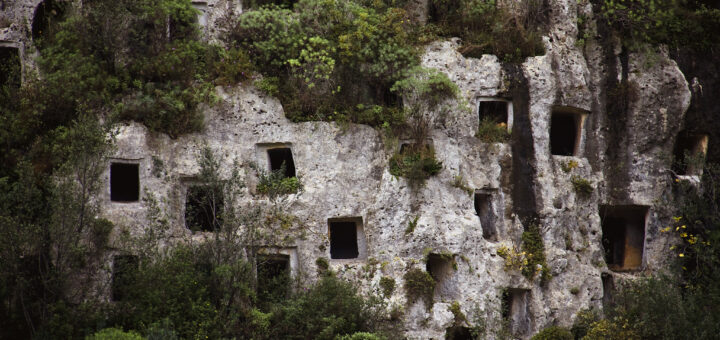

left=0, top=46, right=21, bottom=88
left=426, top=253, right=454, bottom=299
left=32, top=0, right=67, bottom=41
left=600, top=205, right=648, bottom=271
left=267, top=147, right=296, bottom=178
left=185, top=184, right=224, bottom=232
left=191, top=1, right=208, bottom=27
left=328, top=218, right=364, bottom=259
left=110, top=163, right=139, bottom=202
left=257, top=254, right=291, bottom=302
left=112, top=255, right=138, bottom=301
left=479, top=100, right=508, bottom=124
left=445, top=326, right=472, bottom=340
left=673, top=132, right=708, bottom=176
left=502, top=288, right=531, bottom=336
left=601, top=273, right=614, bottom=308
left=474, top=191, right=497, bottom=241
left=550, top=106, right=587, bottom=156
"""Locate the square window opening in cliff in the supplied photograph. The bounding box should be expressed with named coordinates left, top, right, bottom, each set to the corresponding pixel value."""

left=110, top=163, right=140, bottom=202
left=112, top=255, right=138, bottom=301
left=191, top=1, right=209, bottom=27
left=185, top=184, right=224, bottom=232
left=474, top=191, right=497, bottom=241
left=501, top=288, right=531, bottom=336
left=0, top=46, right=21, bottom=88
left=480, top=99, right=513, bottom=126
left=32, top=0, right=68, bottom=41
left=550, top=107, right=587, bottom=156
left=673, top=132, right=708, bottom=176
left=426, top=253, right=455, bottom=299
left=257, top=254, right=291, bottom=303
left=445, top=326, right=473, bottom=340
left=328, top=218, right=366, bottom=259
left=267, top=147, right=296, bottom=178
left=602, top=273, right=615, bottom=308
left=600, top=205, right=648, bottom=271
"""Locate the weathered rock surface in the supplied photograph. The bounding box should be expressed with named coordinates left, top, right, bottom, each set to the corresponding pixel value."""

left=1, top=0, right=695, bottom=338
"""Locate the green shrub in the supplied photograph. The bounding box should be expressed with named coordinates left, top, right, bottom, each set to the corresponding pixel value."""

left=379, top=277, right=396, bottom=297
left=337, top=332, right=385, bottom=340
left=427, top=0, right=546, bottom=62
left=86, top=328, right=145, bottom=340
left=571, top=308, right=599, bottom=340
left=256, top=166, right=302, bottom=199
left=570, top=176, right=593, bottom=198
left=521, top=223, right=551, bottom=283
left=403, top=268, right=435, bottom=306
left=530, top=325, right=572, bottom=340
left=476, top=116, right=510, bottom=143
left=388, top=145, right=443, bottom=183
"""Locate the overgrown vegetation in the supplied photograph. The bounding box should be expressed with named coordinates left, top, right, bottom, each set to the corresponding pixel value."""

left=521, top=223, right=551, bottom=283
left=403, top=267, right=435, bottom=306
left=597, top=0, right=720, bottom=51
left=256, top=164, right=302, bottom=199
left=389, top=144, right=443, bottom=184
left=476, top=116, right=511, bottom=143
left=426, top=0, right=547, bottom=62
left=571, top=176, right=594, bottom=198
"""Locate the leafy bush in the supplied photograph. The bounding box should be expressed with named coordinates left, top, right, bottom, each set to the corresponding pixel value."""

left=427, top=0, right=546, bottom=62
left=86, top=328, right=145, bottom=340
left=521, top=223, right=551, bottom=283
left=476, top=116, right=510, bottom=143
left=571, top=308, right=599, bottom=340
left=571, top=176, right=593, bottom=198
left=403, top=268, right=435, bottom=306
left=256, top=165, right=302, bottom=199
left=231, top=0, right=418, bottom=127
left=530, top=325, right=573, bottom=340
left=379, top=277, right=396, bottom=297
left=389, top=144, right=443, bottom=184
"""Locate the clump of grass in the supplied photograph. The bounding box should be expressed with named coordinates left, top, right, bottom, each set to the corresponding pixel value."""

left=389, top=144, right=443, bottom=184
left=403, top=268, right=435, bottom=307
left=379, top=276, right=396, bottom=297
left=571, top=176, right=593, bottom=198
left=476, top=117, right=510, bottom=143
left=561, top=160, right=579, bottom=173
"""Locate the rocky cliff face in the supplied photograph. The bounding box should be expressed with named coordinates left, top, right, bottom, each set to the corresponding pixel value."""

left=1, top=0, right=698, bottom=338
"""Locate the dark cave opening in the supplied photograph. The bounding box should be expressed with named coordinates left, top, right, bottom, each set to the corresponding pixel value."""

left=110, top=163, right=139, bottom=202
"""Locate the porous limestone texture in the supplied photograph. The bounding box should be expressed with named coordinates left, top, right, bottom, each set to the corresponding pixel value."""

left=3, top=0, right=694, bottom=338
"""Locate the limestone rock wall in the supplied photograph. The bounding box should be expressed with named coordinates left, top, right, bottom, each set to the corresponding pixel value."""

left=2, top=0, right=694, bottom=338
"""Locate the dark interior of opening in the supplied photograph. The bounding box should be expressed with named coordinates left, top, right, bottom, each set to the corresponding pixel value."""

left=673, top=132, right=707, bottom=175
left=550, top=113, right=579, bottom=156
left=474, top=193, right=497, bottom=241
left=502, top=288, right=530, bottom=335
left=0, top=47, right=21, bottom=88
left=445, top=326, right=473, bottom=340
left=257, top=254, right=290, bottom=304
left=245, top=0, right=298, bottom=9
left=32, top=0, right=67, bottom=41
left=329, top=221, right=359, bottom=259
left=268, top=148, right=296, bottom=178
left=185, top=185, right=223, bottom=232
left=426, top=253, right=452, bottom=282
left=112, top=255, right=138, bottom=301
left=110, top=163, right=139, bottom=202
left=601, top=273, right=614, bottom=308
left=479, top=101, right=508, bottom=124
left=600, top=205, right=647, bottom=271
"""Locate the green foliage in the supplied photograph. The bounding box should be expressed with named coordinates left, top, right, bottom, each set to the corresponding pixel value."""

left=530, top=326, right=573, bottom=340
left=521, top=223, right=551, bottom=283
left=379, top=277, right=396, bottom=297
left=389, top=144, right=443, bottom=184
left=337, top=332, right=385, bottom=340
left=561, top=160, right=579, bottom=173
left=427, top=0, right=547, bottom=62
left=316, top=257, right=330, bottom=274
left=571, top=176, right=594, bottom=198
left=571, top=308, right=599, bottom=340
left=403, top=268, right=435, bottom=306
left=598, top=0, right=720, bottom=51
left=449, top=301, right=467, bottom=326
left=476, top=116, right=511, bottom=143
left=266, top=275, right=388, bottom=339
left=256, top=165, right=302, bottom=199
left=405, top=215, right=420, bottom=234
left=231, top=0, right=419, bottom=127
left=86, top=328, right=145, bottom=340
